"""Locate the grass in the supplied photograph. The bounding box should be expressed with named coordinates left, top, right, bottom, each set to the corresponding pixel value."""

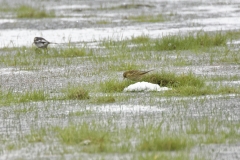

left=16, top=110, right=239, bottom=156
left=68, top=110, right=93, bottom=117
left=50, top=121, right=191, bottom=153
left=55, top=123, right=104, bottom=145
left=6, top=143, right=17, bottom=151
left=186, top=117, right=240, bottom=144
left=142, top=71, right=204, bottom=87
left=0, top=89, right=50, bottom=106
left=18, top=90, right=48, bottom=102
left=98, top=71, right=205, bottom=94
left=138, top=135, right=189, bottom=151
left=138, top=153, right=197, bottom=160
left=101, top=31, right=228, bottom=51
left=121, top=70, right=240, bottom=96
left=25, top=128, right=47, bottom=143
left=0, top=3, right=15, bottom=13
left=96, top=20, right=111, bottom=25
left=97, top=70, right=240, bottom=96
left=62, top=85, right=90, bottom=100
left=109, top=4, right=154, bottom=10
left=16, top=5, right=55, bottom=18
left=14, top=106, right=36, bottom=114
left=34, top=46, right=93, bottom=58
left=153, top=31, right=227, bottom=51
left=91, top=95, right=116, bottom=104
left=53, top=122, right=116, bottom=153
left=1, top=30, right=240, bottom=159
left=51, top=47, right=92, bottom=57
left=3, top=97, right=239, bottom=157
left=0, top=46, right=93, bottom=67
left=129, top=34, right=151, bottom=44
left=99, top=79, right=133, bottom=93
left=128, top=14, right=165, bottom=23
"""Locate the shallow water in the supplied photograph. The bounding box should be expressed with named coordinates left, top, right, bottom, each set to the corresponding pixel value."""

left=1, top=0, right=240, bottom=48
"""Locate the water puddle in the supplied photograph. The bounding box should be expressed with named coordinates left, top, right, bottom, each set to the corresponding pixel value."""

left=0, top=68, right=32, bottom=75
left=0, top=1, right=240, bottom=48
left=84, top=104, right=166, bottom=113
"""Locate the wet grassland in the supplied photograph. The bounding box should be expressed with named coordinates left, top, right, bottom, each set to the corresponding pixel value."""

left=1, top=1, right=240, bottom=159
left=1, top=30, right=240, bottom=159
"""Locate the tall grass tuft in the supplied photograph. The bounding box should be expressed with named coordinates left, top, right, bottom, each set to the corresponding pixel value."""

left=101, top=31, right=227, bottom=51
left=138, top=134, right=189, bottom=151
left=0, top=89, right=49, bottom=105
left=128, top=14, right=165, bottom=23
left=153, top=31, right=227, bottom=51
left=91, top=96, right=116, bottom=104
left=138, top=153, right=191, bottom=160
left=142, top=71, right=204, bottom=88
left=18, top=90, right=48, bottom=102
left=55, top=123, right=110, bottom=145
left=57, top=47, right=90, bottom=57
left=130, top=35, right=151, bottom=44
left=63, top=85, right=90, bottom=100
left=16, top=5, right=55, bottom=18
left=99, top=79, right=133, bottom=93
left=0, top=89, right=15, bottom=105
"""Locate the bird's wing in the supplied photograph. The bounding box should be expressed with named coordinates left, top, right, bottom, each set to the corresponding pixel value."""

left=37, top=39, right=49, bottom=44
left=138, top=69, right=154, bottom=75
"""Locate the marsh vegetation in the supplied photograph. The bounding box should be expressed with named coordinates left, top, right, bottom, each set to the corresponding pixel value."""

left=0, top=1, right=240, bottom=159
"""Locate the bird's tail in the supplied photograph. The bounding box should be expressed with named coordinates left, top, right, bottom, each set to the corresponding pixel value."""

left=49, top=42, right=71, bottom=45
left=142, top=69, right=154, bottom=75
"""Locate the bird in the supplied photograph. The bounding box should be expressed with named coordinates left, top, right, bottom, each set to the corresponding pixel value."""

left=33, top=37, right=56, bottom=49
left=123, top=69, right=154, bottom=81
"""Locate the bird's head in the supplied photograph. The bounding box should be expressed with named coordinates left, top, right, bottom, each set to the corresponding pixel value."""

left=123, top=72, right=127, bottom=79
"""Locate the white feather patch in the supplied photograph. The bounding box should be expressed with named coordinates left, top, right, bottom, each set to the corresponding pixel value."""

left=123, top=82, right=171, bottom=92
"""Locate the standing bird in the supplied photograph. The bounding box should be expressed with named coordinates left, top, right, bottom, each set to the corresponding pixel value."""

left=123, top=69, right=154, bottom=81
left=33, top=37, right=56, bottom=49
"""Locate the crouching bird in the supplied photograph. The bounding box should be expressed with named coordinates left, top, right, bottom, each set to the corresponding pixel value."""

left=33, top=37, right=56, bottom=49
left=123, top=69, right=154, bottom=81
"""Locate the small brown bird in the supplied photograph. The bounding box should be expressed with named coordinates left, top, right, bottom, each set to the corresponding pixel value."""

left=123, top=69, right=154, bottom=81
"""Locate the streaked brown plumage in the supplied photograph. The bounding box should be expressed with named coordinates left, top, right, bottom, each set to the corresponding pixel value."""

left=123, top=69, right=154, bottom=81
